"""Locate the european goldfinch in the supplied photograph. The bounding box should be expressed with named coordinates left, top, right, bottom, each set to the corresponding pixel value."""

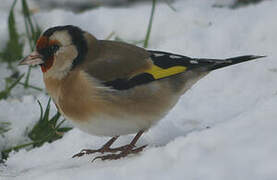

left=19, top=25, right=264, bottom=161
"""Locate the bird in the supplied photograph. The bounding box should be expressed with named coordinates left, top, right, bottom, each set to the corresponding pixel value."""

left=19, top=25, right=265, bottom=161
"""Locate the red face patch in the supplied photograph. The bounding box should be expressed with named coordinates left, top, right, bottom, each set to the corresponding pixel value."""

left=36, top=36, right=49, bottom=50
left=40, top=56, right=54, bottom=73
left=36, top=36, right=59, bottom=73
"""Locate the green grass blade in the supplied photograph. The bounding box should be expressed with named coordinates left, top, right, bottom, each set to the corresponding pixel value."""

left=22, top=0, right=35, bottom=37
left=0, top=74, right=24, bottom=100
left=22, top=0, right=34, bottom=50
left=22, top=0, right=41, bottom=49
left=57, top=127, right=73, bottom=132
left=34, top=22, right=42, bottom=43
left=43, top=98, right=51, bottom=122
left=0, top=0, right=24, bottom=64
left=1, top=141, right=36, bottom=159
left=24, top=66, right=32, bottom=88
left=17, top=81, right=43, bottom=91
left=21, top=0, right=42, bottom=88
left=8, top=0, right=19, bottom=46
left=144, top=0, right=156, bottom=48
left=0, top=122, right=11, bottom=135
left=55, top=119, right=65, bottom=130
left=105, top=31, right=115, bottom=40
left=6, top=74, right=24, bottom=92
left=37, top=99, right=44, bottom=122
left=50, top=112, right=61, bottom=127
left=164, top=0, right=177, bottom=12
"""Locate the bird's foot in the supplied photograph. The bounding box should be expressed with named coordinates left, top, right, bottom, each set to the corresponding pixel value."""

left=72, top=136, right=120, bottom=158
left=92, top=144, right=147, bottom=162
left=72, top=144, right=147, bottom=159
left=72, top=131, right=146, bottom=160
left=72, top=145, right=117, bottom=158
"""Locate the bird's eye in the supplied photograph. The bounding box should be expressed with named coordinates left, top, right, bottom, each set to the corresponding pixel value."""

left=48, top=44, right=60, bottom=54
left=38, top=44, right=60, bottom=60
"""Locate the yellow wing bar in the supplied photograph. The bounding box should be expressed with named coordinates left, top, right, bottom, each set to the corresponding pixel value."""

left=145, top=64, right=187, bottom=80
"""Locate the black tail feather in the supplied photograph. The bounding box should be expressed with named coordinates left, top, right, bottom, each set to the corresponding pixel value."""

left=148, top=50, right=266, bottom=72
left=208, top=55, right=266, bottom=71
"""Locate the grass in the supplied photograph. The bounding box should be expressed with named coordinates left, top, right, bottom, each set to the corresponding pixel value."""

left=164, top=0, right=177, bottom=12
left=0, top=0, right=24, bottom=68
left=0, top=73, right=43, bottom=101
left=1, top=98, right=72, bottom=160
left=0, top=122, right=11, bottom=135
left=108, top=0, right=157, bottom=48
left=21, top=0, right=42, bottom=88
left=0, top=74, right=24, bottom=100
left=104, top=0, right=177, bottom=48
left=213, top=0, right=263, bottom=8
left=28, top=98, right=72, bottom=148
left=0, top=0, right=41, bottom=65
left=0, top=0, right=42, bottom=101
left=0, top=0, right=71, bottom=162
left=231, top=0, right=263, bottom=8
left=143, top=0, right=156, bottom=48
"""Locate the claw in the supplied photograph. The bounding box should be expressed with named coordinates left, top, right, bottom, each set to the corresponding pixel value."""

left=92, top=145, right=147, bottom=162
left=72, top=152, right=85, bottom=158
left=92, top=154, right=119, bottom=162
left=72, top=149, right=100, bottom=158
left=72, top=144, right=138, bottom=158
left=73, top=131, right=146, bottom=161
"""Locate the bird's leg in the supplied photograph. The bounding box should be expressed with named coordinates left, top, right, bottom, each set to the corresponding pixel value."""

left=92, top=130, right=147, bottom=162
left=72, top=136, right=119, bottom=158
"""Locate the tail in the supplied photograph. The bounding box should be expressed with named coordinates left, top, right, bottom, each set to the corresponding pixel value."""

left=205, top=55, right=266, bottom=71
left=148, top=50, right=266, bottom=72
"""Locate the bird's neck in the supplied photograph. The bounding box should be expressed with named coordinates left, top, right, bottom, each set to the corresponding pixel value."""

left=43, top=75, right=63, bottom=103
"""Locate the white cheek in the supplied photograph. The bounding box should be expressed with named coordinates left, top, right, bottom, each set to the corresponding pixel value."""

left=44, top=46, right=78, bottom=79
left=55, top=46, right=78, bottom=68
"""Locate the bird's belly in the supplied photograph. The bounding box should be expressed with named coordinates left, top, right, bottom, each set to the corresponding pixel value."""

left=55, top=72, right=183, bottom=137
left=66, top=113, right=161, bottom=137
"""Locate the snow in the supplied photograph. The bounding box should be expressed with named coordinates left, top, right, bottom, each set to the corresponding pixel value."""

left=1, top=0, right=277, bottom=179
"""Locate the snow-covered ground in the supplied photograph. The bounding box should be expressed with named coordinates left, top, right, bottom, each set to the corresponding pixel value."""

left=1, top=0, right=277, bottom=179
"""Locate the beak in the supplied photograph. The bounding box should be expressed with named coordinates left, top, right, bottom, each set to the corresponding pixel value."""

left=18, top=51, right=44, bottom=66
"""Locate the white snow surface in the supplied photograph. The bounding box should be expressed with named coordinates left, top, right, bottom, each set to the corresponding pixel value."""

left=1, top=0, right=277, bottom=179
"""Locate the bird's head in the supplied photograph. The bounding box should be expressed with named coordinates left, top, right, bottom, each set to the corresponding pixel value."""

left=19, top=25, right=91, bottom=79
